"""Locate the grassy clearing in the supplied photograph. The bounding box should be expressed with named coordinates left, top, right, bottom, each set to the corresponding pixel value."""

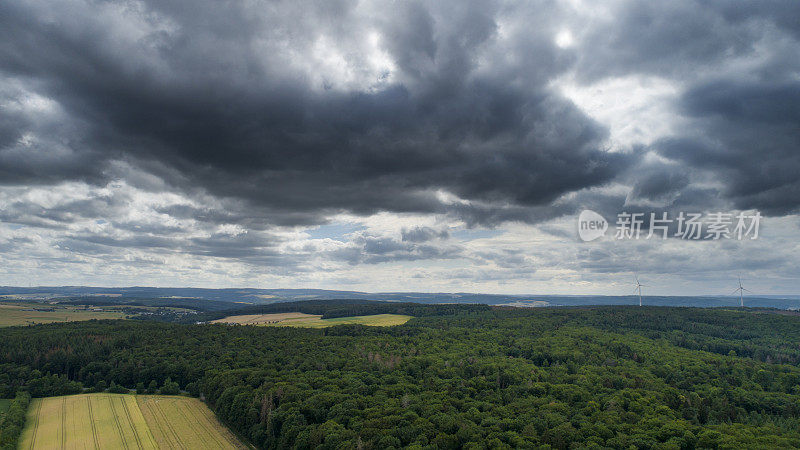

left=0, top=303, right=127, bottom=327
left=18, top=394, right=246, bottom=449
left=272, top=313, right=413, bottom=328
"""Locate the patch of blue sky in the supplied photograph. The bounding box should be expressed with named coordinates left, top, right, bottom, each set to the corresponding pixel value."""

left=451, top=228, right=504, bottom=241
left=306, top=222, right=366, bottom=242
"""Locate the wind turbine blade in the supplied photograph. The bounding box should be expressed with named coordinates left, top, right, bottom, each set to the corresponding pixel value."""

left=742, top=288, right=753, bottom=293
left=730, top=288, right=740, bottom=295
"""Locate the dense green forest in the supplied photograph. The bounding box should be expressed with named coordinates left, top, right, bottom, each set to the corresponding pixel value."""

left=3, top=305, right=800, bottom=448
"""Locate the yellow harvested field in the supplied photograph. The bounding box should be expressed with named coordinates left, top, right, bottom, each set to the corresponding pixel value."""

left=20, top=394, right=157, bottom=450
left=213, top=312, right=413, bottom=328
left=137, top=396, right=245, bottom=449
left=272, top=313, right=413, bottom=328
left=19, top=394, right=246, bottom=449
left=0, top=303, right=127, bottom=327
left=211, top=312, right=320, bottom=325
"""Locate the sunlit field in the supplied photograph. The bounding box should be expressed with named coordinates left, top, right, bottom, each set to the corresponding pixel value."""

left=137, top=396, right=246, bottom=449
left=213, top=312, right=413, bottom=328
left=211, top=312, right=320, bottom=325
left=271, top=313, right=413, bottom=328
left=18, top=394, right=245, bottom=449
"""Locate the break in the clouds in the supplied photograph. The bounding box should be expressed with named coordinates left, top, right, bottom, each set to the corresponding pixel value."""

left=0, top=0, right=799, bottom=294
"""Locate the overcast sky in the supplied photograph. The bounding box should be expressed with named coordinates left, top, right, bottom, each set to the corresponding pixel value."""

left=1, top=0, right=799, bottom=295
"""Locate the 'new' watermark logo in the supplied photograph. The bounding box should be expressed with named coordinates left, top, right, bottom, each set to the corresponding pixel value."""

left=578, top=210, right=608, bottom=241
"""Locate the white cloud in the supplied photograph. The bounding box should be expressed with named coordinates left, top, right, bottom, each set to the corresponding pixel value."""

left=556, top=75, right=681, bottom=149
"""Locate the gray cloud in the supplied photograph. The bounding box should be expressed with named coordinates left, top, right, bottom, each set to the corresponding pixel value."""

left=0, top=0, right=632, bottom=229
left=662, top=79, right=800, bottom=216
left=401, top=226, right=449, bottom=242
left=628, top=165, right=690, bottom=204
left=329, top=232, right=462, bottom=265
left=0, top=0, right=799, bottom=290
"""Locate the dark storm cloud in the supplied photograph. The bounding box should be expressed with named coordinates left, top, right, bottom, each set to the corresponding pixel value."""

left=572, top=0, right=800, bottom=216
left=574, top=1, right=800, bottom=82
left=0, top=0, right=632, bottom=228
left=56, top=228, right=304, bottom=269
left=654, top=77, right=800, bottom=215
left=628, top=164, right=690, bottom=204
left=0, top=82, right=105, bottom=185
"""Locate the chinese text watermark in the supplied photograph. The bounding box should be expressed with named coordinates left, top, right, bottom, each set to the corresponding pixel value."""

left=578, top=210, right=761, bottom=242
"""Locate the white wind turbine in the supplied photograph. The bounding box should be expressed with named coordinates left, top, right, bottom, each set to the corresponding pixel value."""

left=732, top=275, right=751, bottom=307
left=634, top=274, right=645, bottom=307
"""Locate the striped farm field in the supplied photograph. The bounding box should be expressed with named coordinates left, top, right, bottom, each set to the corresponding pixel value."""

left=210, top=312, right=320, bottom=325
left=272, top=313, right=413, bottom=328
left=213, top=312, right=412, bottom=328
left=137, top=396, right=246, bottom=449
left=19, top=393, right=246, bottom=449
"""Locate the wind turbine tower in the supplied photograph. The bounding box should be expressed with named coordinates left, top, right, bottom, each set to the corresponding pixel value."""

left=634, top=274, right=645, bottom=307
left=732, top=275, right=750, bottom=307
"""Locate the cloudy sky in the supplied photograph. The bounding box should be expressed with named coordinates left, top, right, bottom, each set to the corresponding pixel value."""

left=1, top=0, right=799, bottom=295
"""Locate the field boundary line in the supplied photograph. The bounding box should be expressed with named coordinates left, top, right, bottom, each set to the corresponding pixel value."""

left=154, top=399, right=185, bottom=449
left=187, top=399, right=241, bottom=448
left=142, top=398, right=181, bottom=449
left=27, top=399, right=42, bottom=450
left=205, top=403, right=246, bottom=449
left=179, top=399, right=226, bottom=448
left=142, top=399, right=174, bottom=448
left=119, top=395, right=145, bottom=450
left=87, top=396, right=99, bottom=450
left=108, top=395, right=130, bottom=450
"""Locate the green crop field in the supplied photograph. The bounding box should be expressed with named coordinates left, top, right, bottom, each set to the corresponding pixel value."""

left=18, top=394, right=246, bottom=449
left=0, top=303, right=127, bottom=327
left=271, top=313, right=412, bottom=328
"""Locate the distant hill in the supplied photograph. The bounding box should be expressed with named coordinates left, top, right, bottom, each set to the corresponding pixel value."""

left=1, top=286, right=799, bottom=310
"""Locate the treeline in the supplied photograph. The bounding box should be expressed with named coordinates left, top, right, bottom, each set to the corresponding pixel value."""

left=189, top=299, right=493, bottom=323
left=4, top=307, right=800, bottom=447
left=0, top=391, right=30, bottom=449
left=0, top=366, right=81, bottom=398
left=55, top=296, right=234, bottom=311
